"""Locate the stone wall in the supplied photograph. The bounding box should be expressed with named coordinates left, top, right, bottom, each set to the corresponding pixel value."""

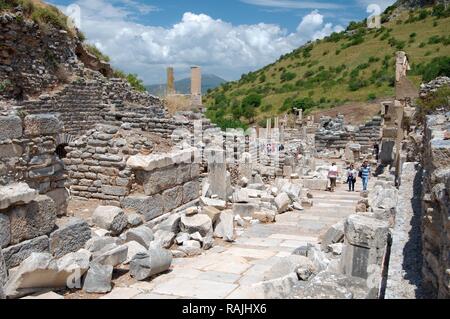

left=125, top=148, right=201, bottom=222
left=315, top=115, right=382, bottom=152
left=421, top=111, right=450, bottom=298
left=0, top=113, right=68, bottom=215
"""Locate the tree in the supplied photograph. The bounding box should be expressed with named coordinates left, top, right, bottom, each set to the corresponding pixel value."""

left=241, top=93, right=262, bottom=109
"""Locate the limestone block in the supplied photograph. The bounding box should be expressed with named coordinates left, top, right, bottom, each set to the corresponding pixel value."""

left=302, top=179, right=328, bottom=191
left=135, top=166, right=178, bottom=196
left=2, top=235, right=49, bottom=269
left=182, top=180, right=200, bottom=204
left=56, top=249, right=91, bottom=276
left=123, top=241, right=147, bottom=264
left=82, top=262, right=113, bottom=294
left=200, top=197, right=226, bottom=209
left=162, top=186, right=183, bottom=213
left=201, top=206, right=221, bottom=224
left=0, top=183, right=38, bottom=210
left=130, top=248, right=172, bottom=281
left=274, top=193, right=291, bottom=213
left=0, top=115, right=22, bottom=141
left=232, top=203, right=259, bottom=217
left=24, top=114, right=62, bottom=136
left=122, top=195, right=164, bottom=222
left=156, top=213, right=181, bottom=233
left=320, top=221, right=345, bottom=252
left=213, top=211, right=235, bottom=242
left=9, top=195, right=57, bottom=245
left=92, top=206, right=128, bottom=235
left=123, top=226, right=155, bottom=249
left=153, top=230, right=176, bottom=249
left=49, top=218, right=91, bottom=258
left=180, top=214, right=213, bottom=237
left=0, top=249, right=7, bottom=286
left=45, top=188, right=69, bottom=217
left=85, top=237, right=118, bottom=253
left=93, top=245, right=128, bottom=267
left=0, top=214, right=10, bottom=248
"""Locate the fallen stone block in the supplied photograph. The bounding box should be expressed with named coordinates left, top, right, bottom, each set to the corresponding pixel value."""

left=123, top=225, right=154, bottom=249
left=252, top=273, right=299, bottom=299
left=200, top=197, right=226, bottom=209
left=21, top=291, right=64, bottom=299
left=281, top=182, right=302, bottom=201
left=232, top=189, right=250, bottom=203
left=45, top=188, right=69, bottom=217
left=302, top=179, right=328, bottom=191
left=201, top=206, right=221, bottom=224
left=0, top=249, right=7, bottom=287
left=85, top=237, right=118, bottom=253
left=127, top=213, right=143, bottom=227
left=213, top=211, right=235, bottom=242
left=175, top=232, right=190, bottom=245
left=92, top=206, right=128, bottom=235
left=123, top=241, right=147, bottom=264
left=4, top=253, right=73, bottom=299
left=233, top=203, right=259, bottom=217
left=93, top=245, right=128, bottom=267
left=9, top=195, right=57, bottom=245
left=180, top=214, right=213, bottom=237
left=156, top=213, right=181, bottom=233
left=178, top=240, right=202, bottom=256
left=2, top=235, right=49, bottom=269
left=82, top=262, right=113, bottom=294
left=251, top=211, right=275, bottom=223
left=274, top=193, right=291, bottom=213
left=263, top=255, right=314, bottom=281
left=121, top=195, right=164, bottom=222
left=49, top=218, right=91, bottom=258
left=0, top=183, right=38, bottom=210
left=56, top=249, right=91, bottom=277
left=130, top=248, right=172, bottom=281
left=320, top=221, right=345, bottom=252
left=153, top=230, right=176, bottom=249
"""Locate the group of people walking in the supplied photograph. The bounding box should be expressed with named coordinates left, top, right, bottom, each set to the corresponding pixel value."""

left=327, top=161, right=371, bottom=192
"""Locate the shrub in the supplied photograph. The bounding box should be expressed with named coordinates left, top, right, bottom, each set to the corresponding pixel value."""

left=417, top=86, right=450, bottom=120
left=126, top=74, right=146, bottom=92
left=280, top=71, right=296, bottom=82
left=415, top=56, right=450, bottom=82
left=368, top=93, right=377, bottom=101
left=85, top=44, right=111, bottom=62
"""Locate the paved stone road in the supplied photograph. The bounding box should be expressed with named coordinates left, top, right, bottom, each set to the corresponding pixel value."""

left=96, top=182, right=362, bottom=299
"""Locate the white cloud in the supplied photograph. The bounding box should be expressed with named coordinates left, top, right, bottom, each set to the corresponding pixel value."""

left=240, top=0, right=343, bottom=10
left=60, top=0, right=343, bottom=84
left=356, top=0, right=396, bottom=12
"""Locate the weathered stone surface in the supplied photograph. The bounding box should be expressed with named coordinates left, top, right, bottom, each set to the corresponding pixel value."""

left=302, top=179, right=328, bottom=191
left=156, top=213, right=181, bottom=233
left=252, top=273, right=299, bottom=299
left=0, top=249, right=6, bottom=286
left=123, top=226, right=154, bottom=249
left=252, top=211, right=275, bottom=223
left=200, top=197, right=226, bottom=209
left=92, top=206, right=128, bottom=235
left=178, top=240, right=202, bottom=256
left=0, top=115, right=22, bottom=141
left=24, top=114, right=61, bottom=136
left=162, top=187, right=183, bottom=213
left=232, top=189, right=250, bottom=203
left=180, top=214, right=213, bottom=237
left=232, top=203, right=259, bottom=217
left=123, top=241, right=147, bottom=264
left=175, top=232, right=190, bottom=245
left=320, top=221, right=345, bottom=252
left=280, top=182, right=302, bottom=201
left=368, top=185, right=398, bottom=210
left=200, top=206, right=221, bottom=224
left=344, top=215, right=390, bottom=249
left=263, top=255, right=314, bottom=281
left=182, top=181, right=200, bottom=204
left=49, top=218, right=91, bottom=258
left=0, top=183, right=38, bottom=210
left=121, top=195, right=164, bottom=222
left=127, top=148, right=197, bottom=172
left=4, top=253, right=73, bottom=299
left=0, top=214, right=10, bottom=248
left=153, top=230, right=176, bottom=249
left=130, top=248, right=172, bottom=281
left=2, top=235, right=49, bottom=269
left=127, top=213, right=143, bottom=227
left=56, top=249, right=91, bottom=275
left=45, top=188, right=69, bottom=217
left=292, top=271, right=369, bottom=299
left=93, top=244, right=128, bottom=267
left=213, top=211, right=235, bottom=242
left=82, top=262, right=113, bottom=294
left=274, top=193, right=291, bottom=213
left=85, top=237, right=118, bottom=253
left=9, top=195, right=57, bottom=245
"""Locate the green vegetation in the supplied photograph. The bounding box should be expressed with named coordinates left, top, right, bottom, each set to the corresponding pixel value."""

left=85, top=44, right=111, bottom=62
left=204, top=6, right=450, bottom=128
left=113, top=70, right=146, bottom=92
left=416, top=86, right=450, bottom=120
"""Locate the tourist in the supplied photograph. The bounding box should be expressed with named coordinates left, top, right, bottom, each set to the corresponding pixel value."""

left=347, top=164, right=358, bottom=192
left=328, top=162, right=339, bottom=192
left=359, top=161, right=371, bottom=191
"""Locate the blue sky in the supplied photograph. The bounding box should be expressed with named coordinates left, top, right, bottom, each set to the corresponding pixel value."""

left=51, top=0, right=396, bottom=84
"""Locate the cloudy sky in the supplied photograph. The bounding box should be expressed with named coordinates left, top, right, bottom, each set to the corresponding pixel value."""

left=51, top=0, right=396, bottom=84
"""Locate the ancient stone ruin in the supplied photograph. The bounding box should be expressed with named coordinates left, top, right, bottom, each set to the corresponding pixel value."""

left=0, top=6, right=449, bottom=300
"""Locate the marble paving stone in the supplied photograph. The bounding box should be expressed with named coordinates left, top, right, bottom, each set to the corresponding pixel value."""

left=133, top=293, right=180, bottom=299
left=226, top=247, right=277, bottom=259
left=196, top=271, right=241, bottom=283
left=152, top=278, right=238, bottom=299
left=100, top=287, right=141, bottom=299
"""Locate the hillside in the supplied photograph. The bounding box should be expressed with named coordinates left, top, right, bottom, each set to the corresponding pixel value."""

left=204, top=3, right=450, bottom=129
left=146, top=74, right=226, bottom=97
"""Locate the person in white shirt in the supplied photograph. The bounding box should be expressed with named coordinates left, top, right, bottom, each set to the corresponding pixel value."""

left=347, top=164, right=358, bottom=192
left=328, top=163, right=339, bottom=192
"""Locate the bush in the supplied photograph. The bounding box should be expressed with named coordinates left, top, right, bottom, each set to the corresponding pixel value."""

left=85, top=44, right=111, bottom=62
left=126, top=74, right=146, bottom=92
left=368, top=93, right=377, bottom=101
left=416, top=56, right=450, bottom=82
left=417, top=86, right=450, bottom=120
left=280, top=71, right=296, bottom=82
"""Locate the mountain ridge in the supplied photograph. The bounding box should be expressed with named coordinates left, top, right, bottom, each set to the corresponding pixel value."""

left=146, top=74, right=226, bottom=97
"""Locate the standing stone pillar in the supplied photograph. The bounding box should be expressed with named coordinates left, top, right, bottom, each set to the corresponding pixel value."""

left=206, top=147, right=227, bottom=200
left=167, top=67, right=175, bottom=95
left=191, top=66, right=202, bottom=106
left=239, top=152, right=252, bottom=180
